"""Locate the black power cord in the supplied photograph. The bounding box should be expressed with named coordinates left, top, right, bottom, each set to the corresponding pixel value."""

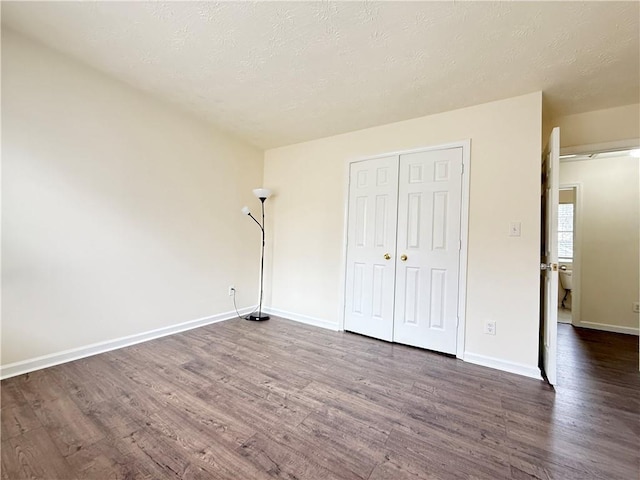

left=231, top=288, right=259, bottom=320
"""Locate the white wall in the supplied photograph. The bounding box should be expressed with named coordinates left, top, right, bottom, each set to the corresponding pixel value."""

left=1, top=30, right=264, bottom=368
left=553, top=104, right=640, bottom=148
left=264, top=92, right=543, bottom=376
left=560, top=155, right=640, bottom=334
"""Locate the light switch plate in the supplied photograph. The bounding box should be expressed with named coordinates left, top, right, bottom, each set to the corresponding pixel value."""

left=509, top=222, right=521, bottom=237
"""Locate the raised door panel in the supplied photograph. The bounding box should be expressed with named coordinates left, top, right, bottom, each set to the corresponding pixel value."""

left=393, top=148, right=463, bottom=354
left=542, top=128, right=560, bottom=385
left=344, top=156, right=399, bottom=341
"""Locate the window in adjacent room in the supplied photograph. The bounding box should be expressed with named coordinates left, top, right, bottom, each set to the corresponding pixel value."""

left=558, top=203, right=574, bottom=261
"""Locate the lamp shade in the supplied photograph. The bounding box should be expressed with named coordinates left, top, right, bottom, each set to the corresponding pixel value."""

left=252, top=188, right=272, bottom=200
left=241, top=206, right=250, bottom=215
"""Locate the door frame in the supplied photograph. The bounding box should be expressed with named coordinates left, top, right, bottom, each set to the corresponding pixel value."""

left=338, top=140, right=471, bottom=359
left=559, top=138, right=640, bottom=157
left=557, top=182, right=582, bottom=326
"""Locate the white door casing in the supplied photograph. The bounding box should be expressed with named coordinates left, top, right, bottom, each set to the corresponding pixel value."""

left=542, top=127, right=560, bottom=385
left=344, top=155, right=399, bottom=341
left=393, top=148, right=463, bottom=354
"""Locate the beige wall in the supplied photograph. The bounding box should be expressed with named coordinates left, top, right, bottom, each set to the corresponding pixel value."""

left=264, top=92, right=543, bottom=372
left=560, top=155, right=640, bottom=333
left=559, top=188, right=575, bottom=204
left=1, top=30, right=264, bottom=366
left=552, top=104, right=640, bottom=149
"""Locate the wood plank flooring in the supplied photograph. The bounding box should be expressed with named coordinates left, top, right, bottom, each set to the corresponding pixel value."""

left=1, top=318, right=638, bottom=479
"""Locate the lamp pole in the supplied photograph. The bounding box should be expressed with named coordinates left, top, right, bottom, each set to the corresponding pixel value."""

left=242, top=189, right=271, bottom=321
left=253, top=197, right=268, bottom=321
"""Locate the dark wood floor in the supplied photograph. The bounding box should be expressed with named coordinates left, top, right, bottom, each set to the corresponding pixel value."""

left=1, top=318, right=638, bottom=479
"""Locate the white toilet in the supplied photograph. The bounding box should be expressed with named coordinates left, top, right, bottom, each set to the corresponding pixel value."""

left=559, top=269, right=572, bottom=308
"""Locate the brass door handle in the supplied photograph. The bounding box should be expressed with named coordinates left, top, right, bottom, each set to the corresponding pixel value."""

left=400, top=254, right=408, bottom=261
left=384, top=253, right=391, bottom=260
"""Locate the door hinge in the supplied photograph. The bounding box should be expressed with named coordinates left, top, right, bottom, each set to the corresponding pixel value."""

left=461, top=163, right=464, bottom=175
left=459, top=239, right=462, bottom=251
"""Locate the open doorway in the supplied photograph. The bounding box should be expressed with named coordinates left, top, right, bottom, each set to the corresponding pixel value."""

left=558, top=148, right=639, bottom=335
left=557, top=185, right=577, bottom=325
left=556, top=147, right=640, bottom=381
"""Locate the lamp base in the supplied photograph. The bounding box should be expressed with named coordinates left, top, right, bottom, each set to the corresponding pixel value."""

left=246, top=314, right=270, bottom=322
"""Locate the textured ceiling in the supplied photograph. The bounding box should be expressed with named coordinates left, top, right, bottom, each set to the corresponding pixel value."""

left=2, top=1, right=639, bottom=149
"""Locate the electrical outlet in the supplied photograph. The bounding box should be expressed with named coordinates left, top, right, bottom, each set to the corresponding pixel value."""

left=228, top=286, right=235, bottom=296
left=633, top=302, right=639, bottom=313
left=484, top=321, right=496, bottom=335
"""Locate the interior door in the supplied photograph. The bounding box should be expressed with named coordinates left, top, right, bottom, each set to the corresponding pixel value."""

left=344, top=156, right=399, bottom=341
left=393, top=148, right=463, bottom=354
left=541, top=127, right=560, bottom=385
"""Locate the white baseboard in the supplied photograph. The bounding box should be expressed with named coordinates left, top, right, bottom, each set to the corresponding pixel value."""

left=263, top=307, right=340, bottom=331
left=576, top=321, right=639, bottom=336
left=463, top=352, right=542, bottom=380
left=264, top=309, right=542, bottom=381
left=0, top=308, right=252, bottom=380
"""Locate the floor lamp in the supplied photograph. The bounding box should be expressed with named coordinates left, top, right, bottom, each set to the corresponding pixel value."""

left=241, top=188, right=272, bottom=321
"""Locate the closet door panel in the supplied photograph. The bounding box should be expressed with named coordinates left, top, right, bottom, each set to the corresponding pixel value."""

left=344, top=156, right=399, bottom=341
left=393, top=148, right=463, bottom=354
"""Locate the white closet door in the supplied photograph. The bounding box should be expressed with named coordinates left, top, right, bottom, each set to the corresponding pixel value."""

left=393, top=148, right=463, bottom=354
left=344, top=156, right=399, bottom=341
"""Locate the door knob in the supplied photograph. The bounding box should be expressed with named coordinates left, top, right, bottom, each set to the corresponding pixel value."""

left=400, top=254, right=408, bottom=261
left=384, top=253, right=391, bottom=260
